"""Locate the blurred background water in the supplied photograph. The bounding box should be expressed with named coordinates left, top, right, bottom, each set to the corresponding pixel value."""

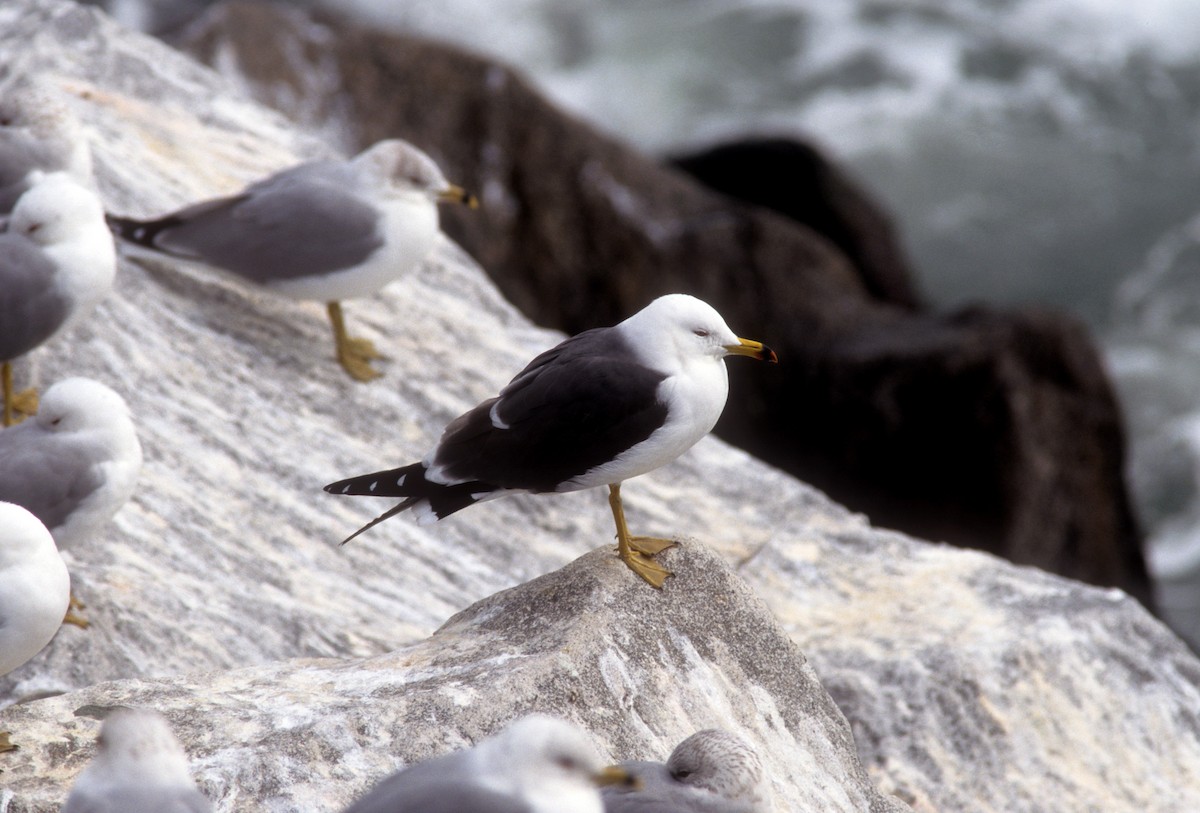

left=106, top=0, right=1200, bottom=647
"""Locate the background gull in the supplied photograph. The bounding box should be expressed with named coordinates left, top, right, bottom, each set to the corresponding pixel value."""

left=326, top=294, right=776, bottom=587
left=62, top=708, right=213, bottom=813
left=602, top=730, right=772, bottom=813
left=341, top=714, right=631, bottom=813
left=0, top=377, right=142, bottom=626
left=0, top=502, right=70, bottom=753
left=106, top=138, right=477, bottom=382
left=0, top=171, right=116, bottom=426
left=0, top=75, right=94, bottom=213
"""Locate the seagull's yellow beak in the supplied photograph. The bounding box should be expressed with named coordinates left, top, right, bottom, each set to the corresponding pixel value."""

left=439, top=183, right=479, bottom=209
left=724, top=337, right=778, bottom=363
left=593, top=765, right=640, bottom=789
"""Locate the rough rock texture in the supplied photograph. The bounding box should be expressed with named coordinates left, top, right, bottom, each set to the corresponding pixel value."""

left=0, top=544, right=906, bottom=813
left=2, top=3, right=1199, bottom=813
left=175, top=1, right=1151, bottom=608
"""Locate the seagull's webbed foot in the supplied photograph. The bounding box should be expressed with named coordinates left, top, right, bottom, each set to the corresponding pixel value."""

left=337, top=335, right=385, bottom=382
left=608, top=484, right=675, bottom=589
left=64, top=592, right=90, bottom=629
left=628, top=536, right=677, bottom=556
left=10, top=387, right=38, bottom=422
left=0, top=731, right=14, bottom=753
left=619, top=549, right=674, bottom=589
left=327, top=301, right=384, bottom=382
left=2, top=362, right=37, bottom=427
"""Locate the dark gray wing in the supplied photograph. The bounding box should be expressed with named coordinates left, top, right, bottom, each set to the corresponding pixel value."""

left=0, top=235, right=69, bottom=360
left=342, top=753, right=530, bottom=813
left=0, top=421, right=104, bottom=531
left=432, top=327, right=669, bottom=492
left=343, top=779, right=530, bottom=813
left=62, top=785, right=212, bottom=813
left=136, top=160, right=384, bottom=283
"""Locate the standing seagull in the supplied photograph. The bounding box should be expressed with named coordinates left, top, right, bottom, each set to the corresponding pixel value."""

left=0, top=76, right=95, bottom=213
left=62, top=709, right=213, bottom=813
left=0, top=502, right=70, bottom=753
left=0, top=172, right=115, bottom=425
left=325, top=294, right=776, bottom=587
left=601, top=730, right=772, bottom=813
left=341, top=714, right=631, bottom=813
left=106, top=139, right=477, bottom=382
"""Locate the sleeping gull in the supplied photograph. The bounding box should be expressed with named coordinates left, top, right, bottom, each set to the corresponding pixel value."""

left=325, top=293, right=776, bottom=587
left=0, top=76, right=94, bottom=213
left=0, top=172, right=116, bottom=426
left=0, top=502, right=70, bottom=753
left=0, top=377, right=142, bottom=626
left=106, top=138, right=477, bottom=382
left=341, top=714, right=632, bottom=813
left=62, top=708, right=213, bottom=813
left=602, top=730, right=772, bottom=813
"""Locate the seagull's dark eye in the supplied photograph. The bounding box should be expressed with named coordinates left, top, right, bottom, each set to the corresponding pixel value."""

left=693, top=329, right=710, bottom=337
left=556, top=756, right=578, bottom=771
left=674, top=769, right=692, bottom=779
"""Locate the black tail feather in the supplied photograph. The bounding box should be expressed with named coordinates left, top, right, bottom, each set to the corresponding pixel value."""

left=338, top=500, right=416, bottom=546
left=325, top=462, right=501, bottom=543
left=324, top=463, right=425, bottom=497
left=105, top=211, right=186, bottom=250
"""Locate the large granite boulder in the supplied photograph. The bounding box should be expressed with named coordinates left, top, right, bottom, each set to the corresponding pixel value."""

left=175, top=1, right=1150, bottom=607
left=1, top=3, right=1198, bottom=813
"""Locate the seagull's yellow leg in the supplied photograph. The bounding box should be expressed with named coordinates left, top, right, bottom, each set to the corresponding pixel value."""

left=3, top=361, right=39, bottom=426
left=327, top=301, right=384, bottom=382
left=0, top=731, right=14, bottom=753
left=63, top=592, right=90, bottom=629
left=608, top=483, right=675, bottom=588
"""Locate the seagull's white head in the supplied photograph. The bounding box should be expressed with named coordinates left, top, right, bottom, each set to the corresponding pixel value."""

left=354, top=139, right=476, bottom=207
left=666, top=729, right=772, bottom=812
left=8, top=172, right=103, bottom=246
left=619, top=294, right=775, bottom=374
left=474, top=715, right=628, bottom=813
left=82, top=709, right=195, bottom=787
left=35, top=377, right=135, bottom=439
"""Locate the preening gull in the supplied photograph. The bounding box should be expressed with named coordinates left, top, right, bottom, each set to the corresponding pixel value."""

left=341, top=714, right=632, bottom=813
left=602, top=730, right=772, bottom=813
left=106, top=138, right=477, bottom=382
left=62, top=708, right=213, bottom=813
left=0, top=76, right=94, bottom=213
left=0, top=172, right=115, bottom=426
left=0, top=502, right=70, bottom=753
left=325, top=293, right=776, bottom=587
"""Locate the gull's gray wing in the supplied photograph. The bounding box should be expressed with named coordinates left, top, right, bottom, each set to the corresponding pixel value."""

left=342, top=752, right=530, bottom=813
left=62, top=786, right=212, bottom=813
left=0, top=235, right=68, bottom=360
left=125, top=159, right=385, bottom=284
left=0, top=421, right=104, bottom=532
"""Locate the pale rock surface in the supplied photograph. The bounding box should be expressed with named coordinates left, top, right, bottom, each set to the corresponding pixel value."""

left=0, top=3, right=1197, bottom=813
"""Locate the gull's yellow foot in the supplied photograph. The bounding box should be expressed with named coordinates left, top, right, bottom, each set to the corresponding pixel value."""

left=0, top=731, right=14, bottom=752
left=628, top=536, right=677, bottom=556
left=64, top=592, right=90, bottom=629
left=336, top=335, right=385, bottom=382
left=327, top=301, right=384, bottom=382
left=11, top=387, right=38, bottom=423
left=618, top=548, right=674, bottom=589
left=607, top=483, right=675, bottom=588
